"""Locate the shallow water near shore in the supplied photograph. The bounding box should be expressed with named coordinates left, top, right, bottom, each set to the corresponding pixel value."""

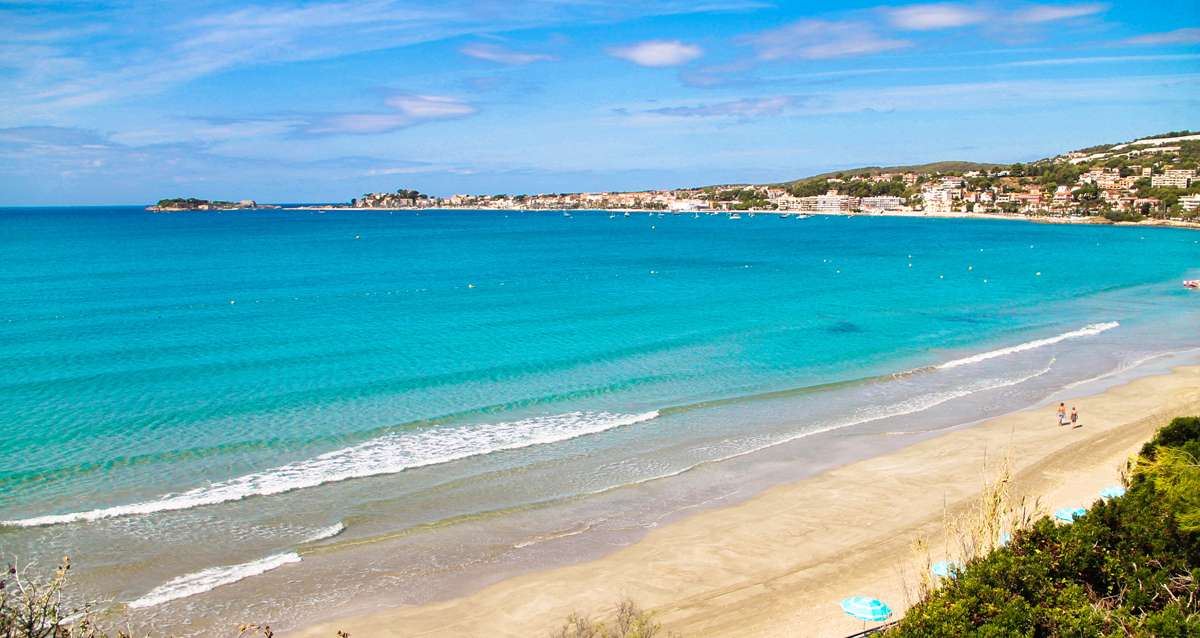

left=0, top=207, right=1197, bottom=634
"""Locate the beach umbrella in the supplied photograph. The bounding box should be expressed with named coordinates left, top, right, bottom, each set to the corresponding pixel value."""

left=840, top=596, right=893, bottom=622
left=1099, top=486, right=1126, bottom=500
left=1055, top=507, right=1086, bottom=523
left=931, top=561, right=958, bottom=579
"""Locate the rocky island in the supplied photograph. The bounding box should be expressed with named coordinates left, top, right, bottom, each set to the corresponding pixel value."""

left=147, top=198, right=277, bottom=212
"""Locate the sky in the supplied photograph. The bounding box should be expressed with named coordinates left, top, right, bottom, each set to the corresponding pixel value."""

left=1, top=1, right=1198, bottom=205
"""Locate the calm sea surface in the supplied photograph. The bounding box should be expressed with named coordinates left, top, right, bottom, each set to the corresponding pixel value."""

left=1, top=207, right=1197, bottom=632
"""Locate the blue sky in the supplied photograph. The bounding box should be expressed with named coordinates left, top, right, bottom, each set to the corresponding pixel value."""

left=1, top=1, right=1198, bottom=205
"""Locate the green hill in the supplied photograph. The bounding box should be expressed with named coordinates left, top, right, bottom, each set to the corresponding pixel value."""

left=786, top=161, right=1003, bottom=184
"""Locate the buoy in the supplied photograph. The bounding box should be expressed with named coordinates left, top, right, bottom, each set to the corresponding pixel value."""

left=355, top=235, right=360, bottom=240
left=908, top=263, right=912, bottom=268
left=468, top=283, right=476, bottom=289
left=968, top=265, right=973, bottom=271
left=229, top=300, right=236, bottom=304
left=1036, top=272, right=1042, bottom=276
left=939, top=275, right=944, bottom=279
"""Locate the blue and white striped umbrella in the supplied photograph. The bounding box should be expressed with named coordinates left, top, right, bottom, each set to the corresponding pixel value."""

left=840, top=596, right=893, bottom=622
left=1099, top=486, right=1126, bottom=500
left=1054, top=507, right=1086, bottom=523
left=931, top=561, right=958, bottom=578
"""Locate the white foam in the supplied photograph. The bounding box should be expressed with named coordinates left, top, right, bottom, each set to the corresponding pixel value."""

left=1059, top=346, right=1200, bottom=391
left=588, top=361, right=1056, bottom=496
left=301, top=522, right=345, bottom=544
left=4, top=411, right=659, bottom=528
left=126, top=552, right=300, bottom=609
left=937, top=322, right=1118, bottom=370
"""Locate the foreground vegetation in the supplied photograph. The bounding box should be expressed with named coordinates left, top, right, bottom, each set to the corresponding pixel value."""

left=889, top=416, right=1200, bottom=637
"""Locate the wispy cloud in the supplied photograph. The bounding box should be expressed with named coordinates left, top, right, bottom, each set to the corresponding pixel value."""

left=885, top=3, right=987, bottom=31
left=460, top=42, right=555, bottom=64
left=609, top=40, right=702, bottom=67
left=743, top=20, right=910, bottom=60
left=1122, top=28, right=1200, bottom=46
left=632, top=96, right=803, bottom=121
left=306, top=94, right=476, bottom=135
left=617, top=74, right=1200, bottom=124
left=0, top=124, right=471, bottom=197
left=0, top=0, right=759, bottom=119
left=1012, top=3, right=1107, bottom=24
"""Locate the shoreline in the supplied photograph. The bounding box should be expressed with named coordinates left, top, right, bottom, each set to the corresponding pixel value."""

left=273, top=206, right=1200, bottom=231
left=294, top=365, right=1200, bottom=638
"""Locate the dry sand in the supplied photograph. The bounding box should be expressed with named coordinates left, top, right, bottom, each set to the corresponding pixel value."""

left=296, top=365, right=1200, bottom=638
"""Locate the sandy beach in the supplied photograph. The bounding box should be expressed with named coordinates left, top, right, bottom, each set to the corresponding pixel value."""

left=296, top=365, right=1200, bottom=638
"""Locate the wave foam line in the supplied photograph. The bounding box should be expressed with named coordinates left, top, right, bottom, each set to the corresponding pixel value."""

left=937, top=322, right=1118, bottom=370
left=126, top=552, right=300, bottom=609
left=1060, top=346, right=1200, bottom=391
left=4, top=411, right=659, bottom=528
left=301, top=522, right=345, bottom=544
left=587, top=361, right=1057, bottom=498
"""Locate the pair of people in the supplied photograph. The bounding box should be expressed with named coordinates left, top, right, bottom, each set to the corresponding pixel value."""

left=1056, top=402, right=1079, bottom=427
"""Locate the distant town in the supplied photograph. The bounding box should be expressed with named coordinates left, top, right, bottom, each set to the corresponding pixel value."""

left=153, top=131, right=1200, bottom=222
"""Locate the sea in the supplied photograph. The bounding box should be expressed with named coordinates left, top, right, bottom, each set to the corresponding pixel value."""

left=0, top=206, right=1197, bottom=634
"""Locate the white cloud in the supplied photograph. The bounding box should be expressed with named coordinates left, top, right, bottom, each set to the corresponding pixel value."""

left=609, top=40, right=702, bottom=67
left=0, top=0, right=759, bottom=119
left=385, top=94, right=476, bottom=119
left=615, top=74, right=1200, bottom=125
left=744, top=20, right=910, bottom=60
left=460, top=42, right=554, bottom=64
left=886, top=4, right=987, bottom=31
left=303, top=95, right=475, bottom=135
left=1012, top=3, right=1106, bottom=24
left=1123, top=28, right=1200, bottom=46
left=633, top=96, right=802, bottom=121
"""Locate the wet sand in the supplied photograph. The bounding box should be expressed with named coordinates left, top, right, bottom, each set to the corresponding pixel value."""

left=295, top=366, right=1200, bottom=638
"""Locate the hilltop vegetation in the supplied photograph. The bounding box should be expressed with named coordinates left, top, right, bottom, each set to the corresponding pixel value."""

left=786, top=161, right=1003, bottom=184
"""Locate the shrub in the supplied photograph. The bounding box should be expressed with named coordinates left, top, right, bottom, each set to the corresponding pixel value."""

left=550, top=600, right=673, bottom=638
left=888, top=416, right=1200, bottom=637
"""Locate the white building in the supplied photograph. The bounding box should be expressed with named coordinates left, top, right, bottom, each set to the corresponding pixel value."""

left=1151, top=169, right=1196, bottom=189
left=1180, top=194, right=1200, bottom=212
left=860, top=196, right=904, bottom=211
left=921, top=188, right=954, bottom=213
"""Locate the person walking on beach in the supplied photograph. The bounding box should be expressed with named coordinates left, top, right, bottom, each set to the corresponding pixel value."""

left=1071, top=406, right=1079, bottom=428
left=1057, top=402, right=1067, bottom=426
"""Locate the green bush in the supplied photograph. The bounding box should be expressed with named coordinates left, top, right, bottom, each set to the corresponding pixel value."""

left=890, top=416, right=1200, bottom=637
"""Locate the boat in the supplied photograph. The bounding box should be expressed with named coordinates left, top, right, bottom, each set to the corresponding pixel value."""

left=729, top=213, right=742, bottom=220
left=1185, top=280, right=1200, bottom=289
left=795, top=214, right=810, bottom=219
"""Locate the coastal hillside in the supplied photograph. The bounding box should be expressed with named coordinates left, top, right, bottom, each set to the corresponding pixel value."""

left=304, top=130, right=1199, bottom=221
left=784, top=161, right=1004, bottom=183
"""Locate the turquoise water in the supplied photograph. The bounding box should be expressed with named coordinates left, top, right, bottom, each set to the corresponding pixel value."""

left=0, top=207, right=1197, bottom=630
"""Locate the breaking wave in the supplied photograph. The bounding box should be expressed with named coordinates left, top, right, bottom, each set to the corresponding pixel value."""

left=3, top=411, right=659, bottom=528
left=126, top=552, right=301, bottom=609
left=937, top=322, right=1118, bottom=369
